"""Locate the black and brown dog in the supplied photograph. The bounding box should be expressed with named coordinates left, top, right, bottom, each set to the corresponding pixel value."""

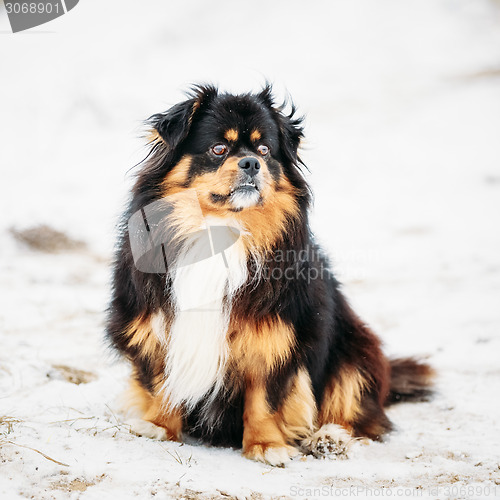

left=106, top=85, right=434, bottom=465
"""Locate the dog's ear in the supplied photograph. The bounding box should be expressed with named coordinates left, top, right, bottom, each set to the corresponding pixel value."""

left=257, top=85, right=304, bottom=167
left=149, top=99, right=196, bottom=150
left=277, top=107, right=304, bottom=167
left=148, top=85, right=218, bottom=150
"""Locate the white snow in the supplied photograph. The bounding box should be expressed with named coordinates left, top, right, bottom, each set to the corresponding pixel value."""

left=1, top=0, right=500, bottom=498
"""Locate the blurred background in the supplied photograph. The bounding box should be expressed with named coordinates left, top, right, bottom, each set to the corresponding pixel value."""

left=1, top=0, right=500, bottom=496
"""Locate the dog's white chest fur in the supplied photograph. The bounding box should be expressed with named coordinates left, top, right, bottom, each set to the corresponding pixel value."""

left=158, top=220, right=247, bottom=410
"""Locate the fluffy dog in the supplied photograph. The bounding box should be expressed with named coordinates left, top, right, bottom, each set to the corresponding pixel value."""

left=106, top=85, right=434, bottom=465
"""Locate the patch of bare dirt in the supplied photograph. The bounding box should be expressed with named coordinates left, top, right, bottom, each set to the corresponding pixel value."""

left=51, top=364, right=97, bottom=385
left=51, top=474, right=106, bottom=493
left=9, top=225, right=87, bottom=253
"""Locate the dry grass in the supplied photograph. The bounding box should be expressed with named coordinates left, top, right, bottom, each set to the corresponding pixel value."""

left=1, top=417, right=69, bottom=467
left=0, top=416, right=22, bottom=435
left=2, top=440, right=69, bottom=467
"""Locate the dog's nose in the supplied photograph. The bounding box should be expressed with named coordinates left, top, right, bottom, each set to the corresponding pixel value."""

left=238, top=157, right=260, bottom=177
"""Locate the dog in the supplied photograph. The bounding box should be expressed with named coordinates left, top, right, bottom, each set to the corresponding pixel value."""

left=106, top=85, right=434, bottom=466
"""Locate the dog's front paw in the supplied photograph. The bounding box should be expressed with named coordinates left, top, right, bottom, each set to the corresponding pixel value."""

left=302, top=424, right=353, bottom=459
left=243, top=443, right=298, bottom=466
left=127, top=418, right=169, bottom=440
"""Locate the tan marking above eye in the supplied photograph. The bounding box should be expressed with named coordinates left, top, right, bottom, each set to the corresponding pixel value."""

left=224, top=129, right=239, bottom=142
left=250, top=129, right=261, bottom=142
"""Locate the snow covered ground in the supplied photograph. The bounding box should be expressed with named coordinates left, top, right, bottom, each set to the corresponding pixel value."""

left=1, top=0, right=500, bottom=498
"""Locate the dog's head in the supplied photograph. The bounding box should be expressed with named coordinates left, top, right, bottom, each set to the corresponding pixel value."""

left=147, top=85, right=308, bottom=208
left=133, top=85, right=310, bottom=252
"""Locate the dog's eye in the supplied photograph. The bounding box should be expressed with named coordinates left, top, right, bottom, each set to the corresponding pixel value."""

left=257, top=144, right=269, bottom=156
left=211, top=144, right=228, bottom=156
